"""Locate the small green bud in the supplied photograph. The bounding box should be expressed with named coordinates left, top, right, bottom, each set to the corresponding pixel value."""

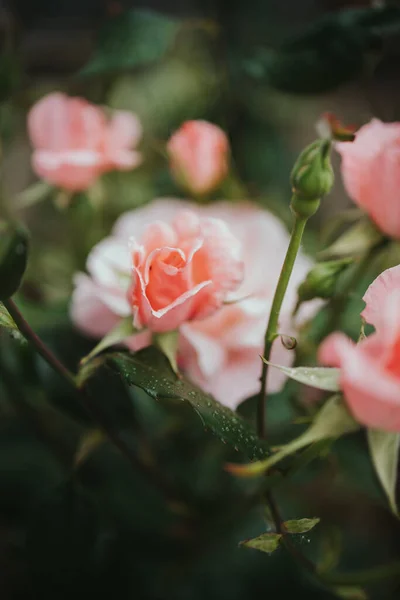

left=290, top=139, right=334, bottom=217
left=297, top=258, right=352, bottom=304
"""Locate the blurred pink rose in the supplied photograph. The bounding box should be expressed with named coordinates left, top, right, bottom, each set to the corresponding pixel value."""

left=72, top=199, right=316, bottom=408
left=28, top=92, right=142, bottom=192
left=336, top=118, right=400, bottom=239
left=167, top=121, right=229, bottom=196
left=319, top=265, right=400, bottom=431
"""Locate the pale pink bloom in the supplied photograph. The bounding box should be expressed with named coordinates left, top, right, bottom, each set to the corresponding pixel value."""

left=28, top=92, right=142, bottom=192
left=319, top=265, right=400, bottom=431
left=128, top=210, right=244, bottom=332
left=336, top=118, right=400, bottom=239
left=167, top=121, right=229, bottom=196
left=71, top=199, right=316, bottom=408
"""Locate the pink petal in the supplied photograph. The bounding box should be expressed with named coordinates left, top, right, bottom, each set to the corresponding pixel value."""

left=140, top=221, right=177, bottom=255
left=318, top=332, right=355, bottom=368
left=32, top=150, right=102, bottom=191
left=125, top=330, right=152, bottom=352
left=113, top=198, right=193, bottom=241
left=190, top=217, right=244, bottom=313
left=109, top=149, right=142, bottom=170
left=67, top=99, right=105, bottom=151
left=341, top=344, right=400, bottom=431
left=70, top=273, right=122, bottom=338
left=179, top=326, right=226, bottom=378
left=86, top=238, right=131, bottom=316
left=362, top=265, right=400, bottom=329
left=366, top=146, right=400, bottom=238
left=28, top=92, right=69, bottom=151
left=108, top=111, right=142, bottom=149
left=132, top=265, right=212, bottom=332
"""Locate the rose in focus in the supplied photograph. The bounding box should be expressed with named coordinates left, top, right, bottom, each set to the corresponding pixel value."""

left=72, top=199, right=317, bottom=408
left=28, top=92, right=142, bottom=192
left=336, top=118, right=400, bottom=239
left=319, top=265, right=400, bottom=431
left=167, top=121, right=229, bottom=196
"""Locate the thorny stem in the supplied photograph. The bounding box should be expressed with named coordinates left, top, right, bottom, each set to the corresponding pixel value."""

left=257, top=215, right=308, bottom=438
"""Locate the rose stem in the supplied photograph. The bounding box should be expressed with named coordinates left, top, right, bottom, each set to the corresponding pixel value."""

left=257, top=214, right=308, bottom=438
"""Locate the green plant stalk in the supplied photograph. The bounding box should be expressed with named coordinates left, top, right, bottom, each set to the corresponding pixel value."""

left=257, top=214, right=308, bottom=438
left=3, top=298, right=77, bottom=387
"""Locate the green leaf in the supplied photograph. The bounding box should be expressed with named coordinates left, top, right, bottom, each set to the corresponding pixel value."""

left=227, top=395, right=359, bottom=476
left=79, top=347, right=267, bottom=460
left=367, top=429, right=400, bottom=517
left=80, top=316, right=136, bottom=365
left=239, top=6, right=400, bottom=94
left=0, top=221, right=29, bottom=300
left=74, top=429, right=106, bottom=468
left=330, top=586, right=367, bottom=600
left=240, top=533, right=282, bottom=554
left=81, top=10, right=181, bottom=76
left=318, top=219, right=383, bottom=260
left=284, top=517, right=320, bottom=534
left=14, top=181, right=54, bottom=211
left=154, top=330, right=179, bottom=374
left=261, top=359, right=340, bottom=392
left=0, top=301, right=24, bottom=342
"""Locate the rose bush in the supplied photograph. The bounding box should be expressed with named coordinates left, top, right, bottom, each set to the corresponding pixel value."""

left=72, top=198, right=317, bottom=407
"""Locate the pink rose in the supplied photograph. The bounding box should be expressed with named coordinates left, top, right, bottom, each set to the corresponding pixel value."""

left=167, top=121, right=229, bottom=196
left=28, top=92, right=142, bottom=192
left=319, top=265, right=400, bottom=431
left=71, top=199, right=316, bottom=408
left=336, top=118, right=400, bottom=239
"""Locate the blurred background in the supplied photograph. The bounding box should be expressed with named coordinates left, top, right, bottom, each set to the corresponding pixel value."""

left=2, top=1, right=400, bottom=599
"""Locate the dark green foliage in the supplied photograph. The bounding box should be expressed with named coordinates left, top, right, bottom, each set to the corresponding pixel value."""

left=81, top=10, right=181, bottom=76
left=235, top=6, right=400, bottom=94
left=80, top=347, right=268, bottom=460
left=0, top=223, right=29, bottom=301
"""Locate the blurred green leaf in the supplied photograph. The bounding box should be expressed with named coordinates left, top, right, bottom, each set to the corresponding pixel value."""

left=79, top=347, right=267, bottom=460
left=154, top=330, right=179, bottom=374
left=261, top=359, right=341, bottom=392
left=367, top=429, right=400, bottom=517
left=14, top=182, right=54, bottom=211
left=80, top=317, right=136, bottom=365
left=284, top=517, right=320, bottom=534
left=74, top=429, right=106, bottom=468
left=240, top=532, right=282, bottom=554
left=81, top=10, right=181, bottom=76
left=329, top=585, right=367, bottom=600
left=318, top=220, right=383, bottom=261
left=0, top=54, right=21, bottom=102
left=0, top=301, right=24, bottom=342
left=0, top=222, right=29, bottom=301
left=238, top=6, right=400, bottom=94
left=227, top=396, right=359, bottom=476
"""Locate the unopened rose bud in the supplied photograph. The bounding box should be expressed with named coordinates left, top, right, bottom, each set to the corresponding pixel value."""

left=167, top=120, right=229, bottom=197
left=290, top=139, right=334, bottom=218
left=297, top=258, right=352, bottom=304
